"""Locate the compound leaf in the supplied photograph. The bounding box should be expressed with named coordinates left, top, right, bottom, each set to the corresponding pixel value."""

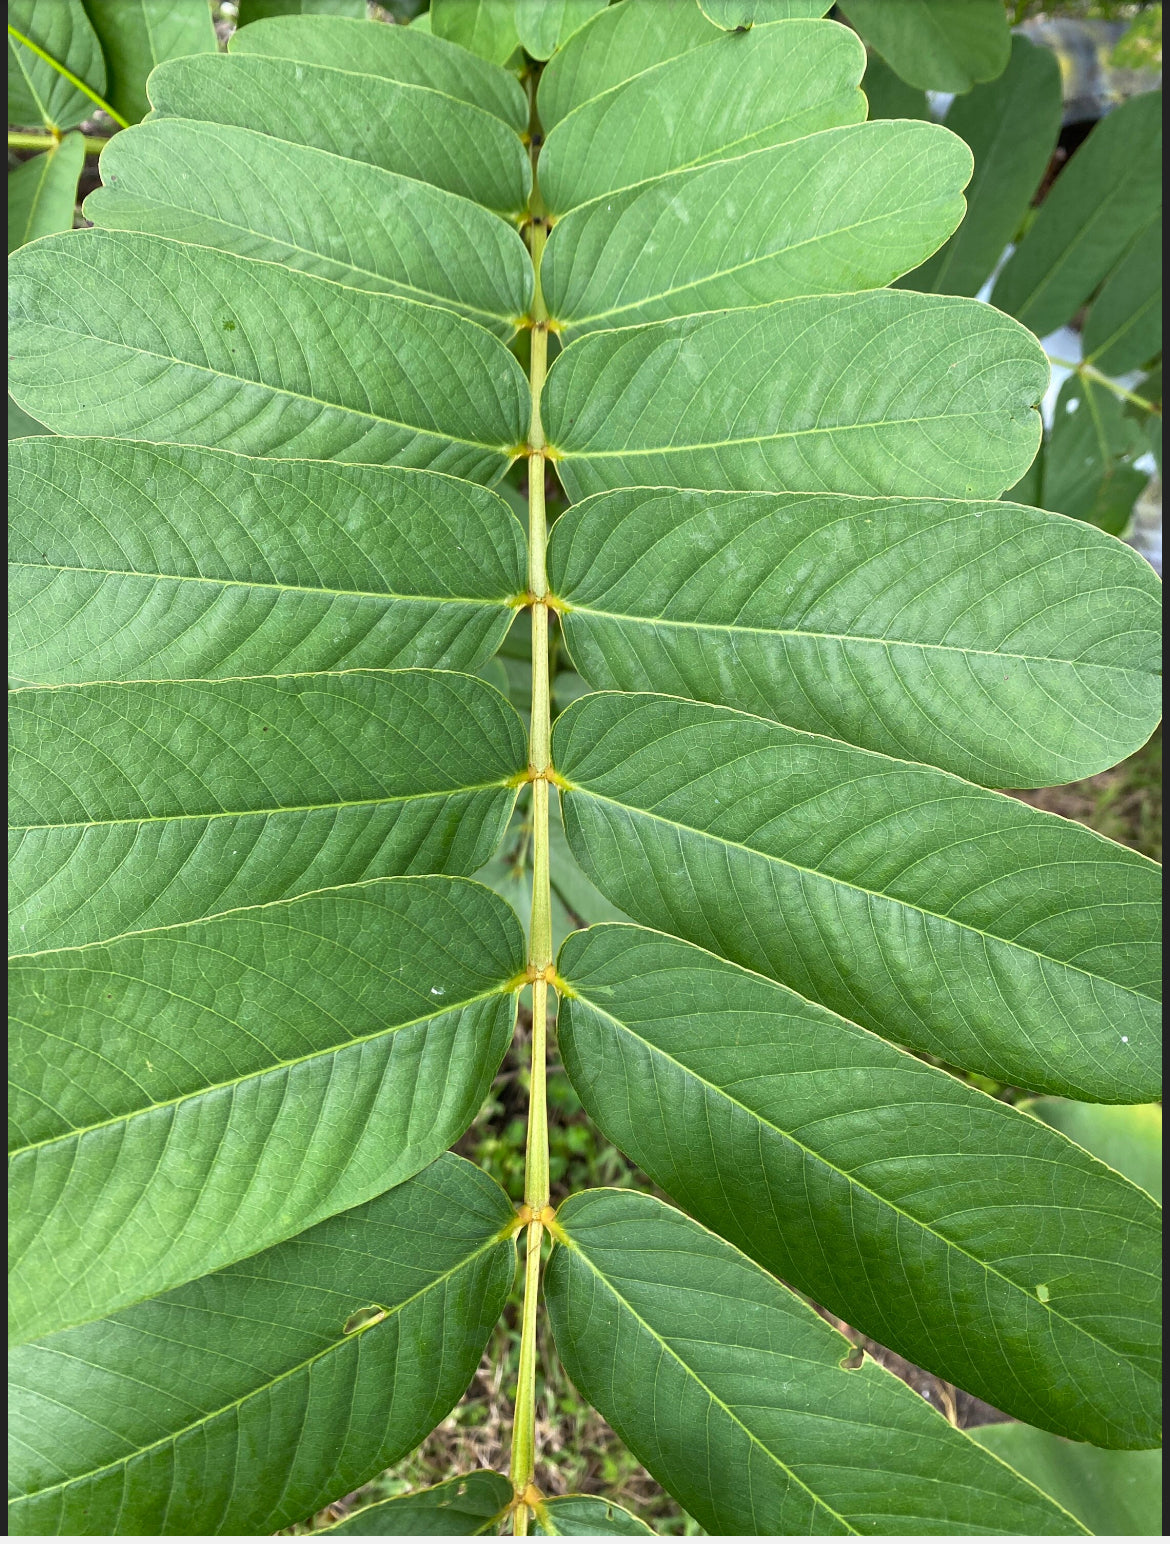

left=538, top=19, right=865, bottom=214
left=545, top=292, right=1047, bottom=501
left=543, top=121, right=970, bottom=338
left=553, top=692, right=1159, bottom=1102
left=7, top=230, right=529, bottom=476
left=839, top=0, right=1011, bottom=93
left=317, top=1470, right=513, bottom=1535
left=8, top=0, right=105, bottom=131
left=10, top=669, right=526, bottom=952
left=10, top=439, right=526, bottom=687
left=10, top=876, right=523, bottom=1344
left=548, top=487, right=1161, bottom=788
left=556, top=924, right=1162, bottom=1449
left=8, top=1155, right=516, bottom=1536
left=546, top=1190, right=1085, bottom=1536
left=899, top=36, right=1062, bottom=297
left=7, top=131, right=84, bottom=254
left=991, top=91, right=1163, bottom=339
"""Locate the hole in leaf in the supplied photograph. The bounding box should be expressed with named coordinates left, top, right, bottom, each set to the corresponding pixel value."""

left=839, top=1344, right=865, bottom=1370
left=343, top=1304, right=387, bottom=1335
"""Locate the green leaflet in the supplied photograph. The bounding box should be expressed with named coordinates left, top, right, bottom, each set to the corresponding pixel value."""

left=538, top=19, right=866, bottom=214
left=7, top=132, right=84, bottom=254
left=514, top=1, right=608, bottom=61
left=543, top=121, right=970, bottom=338
left=228, top=11, right=529, bottom=132
left=9, top=669, right=526, bottom=953
left=535, top=1495, right=657, bottom=1535
left=553, top=693, right=1160, bottom=1102
left=700, top=0, right=832, bottom=25
left=898, top=37, right=1063, bottom=297
left=839, top=0, right=1011, bottom=93
left=10, top=876, right=523, bottom=1344
left=90, top=118, right=530, bottom=333
left=80, top=0, right=216, bottom=125
left=430, top=0, right=521, bottom=67
left=971, top=1424, right=1162, bottom=1537
left=7, top=230, right=529, bottom=475
left=1024, top=1098, right=1162, bottom=1203
left=8, top=1155, right=516, bottom=1535
left=1043, top=375, right=1149, bottom=536
left=537, top=1, right=721, bottom=132
left=147, top=53, right=530, bottom=217
left=548, top=488, right=1161, bottom=788
left=318, top=1471, right=513, bottom=1535
left=546, top=1191, right=1085, bottom=1536
left=7, top=395, right=48, bottom=439
left=9, top=439, right=527, bottom=687
left=992, top=91, right=1163, bottom=339
left=544, top=292, right=1047, bottom=500
left=88, top=120, right=533, bottom=333
left=556, top=925, right=1161, bottom=1449
left=8, top=0, right=105, bottom=131
left=1083, top=217, right=1163, bottom=375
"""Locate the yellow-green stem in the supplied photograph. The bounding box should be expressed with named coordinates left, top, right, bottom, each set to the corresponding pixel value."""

left=7, top=24, right=130, bottom=129
left=510, top=195, right=554, bottom=1535
left=8, top=129, right=110, bottom=155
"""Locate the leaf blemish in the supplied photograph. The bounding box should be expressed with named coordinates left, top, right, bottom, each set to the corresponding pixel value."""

left=343, top=1304, right=387, bottom=1335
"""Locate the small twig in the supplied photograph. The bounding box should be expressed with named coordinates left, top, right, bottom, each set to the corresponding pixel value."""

left=8, top=128, right=111, bottom=156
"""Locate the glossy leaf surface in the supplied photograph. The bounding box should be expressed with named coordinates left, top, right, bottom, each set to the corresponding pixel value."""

left=7, top=132, right=84, bottom=254
left=899, top=37, right=1062, bottom=297
left=8, top=0, right=105, bottom=130
left=319, top=1471, right=513, bottom=1535
left=10, top=439, right=526, bottom=687
left=11, top=876, right=522, bottom=1344
left=544, top=292, right=1047, bottom=501
left=549, top=487, right=1161, bottom=788
left=9, top=1156, right=516, bottom=1536
left=88, top=121, right=532, bottom=334
left=547, top=1191, right=1085, bottom=1536
left=557, top=925, right=1161, bottom=1448
left=840, top=0, right=1011, bottom=92
left=992, top=91, right=1163, bottom=338
left=10, top=669, right=525, bottom=952
left=554, top=692, right=1160, bottom=1102
left=543, top=120, right=970, bottom=337
left=7, top=230, right=529, bottom=475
